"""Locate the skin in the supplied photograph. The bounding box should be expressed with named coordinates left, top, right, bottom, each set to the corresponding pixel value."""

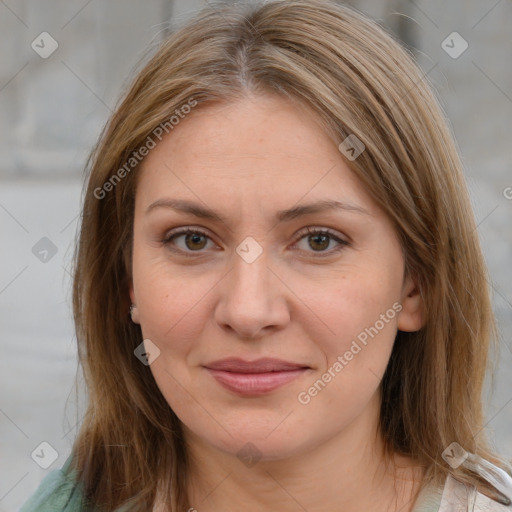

left=129, top=93, right=425, bottom=511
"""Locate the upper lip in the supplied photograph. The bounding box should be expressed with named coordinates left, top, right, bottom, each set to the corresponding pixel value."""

left=204, top=357, right=309, bottom=373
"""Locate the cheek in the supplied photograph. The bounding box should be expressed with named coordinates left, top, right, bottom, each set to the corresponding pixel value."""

left=133, top=262, right=209, bottom=414
left=299, top=267, right=402, bottom=356
left=132, top=240, right=184, bottom=321
left=292, top=275, right=400, bottom=430
left=294, top=274, right=400, bottom=419
left=132, top=255, right=222, bottom=366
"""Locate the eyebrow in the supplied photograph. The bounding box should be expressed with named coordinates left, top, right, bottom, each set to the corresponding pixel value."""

left=145, top=198, right=370, bottom=223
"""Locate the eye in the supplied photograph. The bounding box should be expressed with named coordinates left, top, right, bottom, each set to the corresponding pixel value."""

left=162, top=226, right=350, bottom=258
left=162, top=228, right=216, bottom=257
left=292, top=227, right=350, bottom=257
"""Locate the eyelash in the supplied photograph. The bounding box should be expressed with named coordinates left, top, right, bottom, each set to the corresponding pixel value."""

left=161, top=226, right=350, bottom=259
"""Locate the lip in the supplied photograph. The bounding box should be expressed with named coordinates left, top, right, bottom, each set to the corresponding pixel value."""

left=203, top=358, right=310, bottom=396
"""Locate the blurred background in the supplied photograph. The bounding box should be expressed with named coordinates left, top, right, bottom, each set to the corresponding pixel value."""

left=0, top=1, right=511, bottom=510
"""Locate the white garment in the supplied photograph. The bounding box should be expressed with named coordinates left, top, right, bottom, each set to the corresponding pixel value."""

left=439, top=475, right=511, bottom=511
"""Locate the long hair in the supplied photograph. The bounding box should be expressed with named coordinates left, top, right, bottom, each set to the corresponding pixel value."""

left=71, top=1, right=505, bottom=509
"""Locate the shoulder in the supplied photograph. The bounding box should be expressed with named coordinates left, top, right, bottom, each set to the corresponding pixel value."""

left=19, top=455, right=92, bottom=512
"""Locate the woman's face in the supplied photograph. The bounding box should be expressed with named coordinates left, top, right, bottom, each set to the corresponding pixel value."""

left=129, top=94, right=422, bottom=462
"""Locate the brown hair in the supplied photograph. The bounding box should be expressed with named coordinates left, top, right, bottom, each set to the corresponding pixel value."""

left=71, top=0, right=506, bottom=509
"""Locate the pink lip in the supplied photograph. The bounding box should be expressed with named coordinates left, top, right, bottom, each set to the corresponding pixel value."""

left=203, top=358, right=310, bottom=396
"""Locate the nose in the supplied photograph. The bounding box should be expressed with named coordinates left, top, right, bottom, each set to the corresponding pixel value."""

left=214, top=245, right=290, bottom=339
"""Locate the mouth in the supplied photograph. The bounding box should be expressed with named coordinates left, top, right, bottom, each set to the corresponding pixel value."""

left=203, top=357, right=310, bottom=396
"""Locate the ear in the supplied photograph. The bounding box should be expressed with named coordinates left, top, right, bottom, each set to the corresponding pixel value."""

left=397, top=274, right=424, bottom=332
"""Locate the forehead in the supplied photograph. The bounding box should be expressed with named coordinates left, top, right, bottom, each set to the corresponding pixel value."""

left=134, top=94, right=377, bottom=219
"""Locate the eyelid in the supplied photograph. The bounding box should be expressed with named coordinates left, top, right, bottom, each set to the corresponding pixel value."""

left=295, top=226, right=350, bottom=244
left=162, top=226, right=212, bottom=240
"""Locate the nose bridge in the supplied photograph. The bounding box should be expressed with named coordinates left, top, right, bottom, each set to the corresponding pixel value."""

left=214, top=238, right=289, bottom=337
left=229, top=241, right=274, bottom=308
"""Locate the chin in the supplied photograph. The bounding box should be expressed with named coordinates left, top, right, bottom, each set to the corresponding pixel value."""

left=189, top=417, right=312, bottom=463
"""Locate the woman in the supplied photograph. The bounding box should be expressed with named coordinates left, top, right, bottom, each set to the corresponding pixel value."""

left=21, top=1, right=512, bottom=510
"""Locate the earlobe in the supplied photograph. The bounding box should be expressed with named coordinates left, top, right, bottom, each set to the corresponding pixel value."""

left=128, top=283, right=140, bottom=324
left=129, top=303, right=140, bottom=324
left=397, top=276, right=424, bottom=332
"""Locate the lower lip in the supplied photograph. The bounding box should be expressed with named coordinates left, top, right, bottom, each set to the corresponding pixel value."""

left=205, top=368, right=308, bottom=396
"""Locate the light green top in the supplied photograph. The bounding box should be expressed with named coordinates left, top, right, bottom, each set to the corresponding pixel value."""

left=18, top=459, right=449, bottom=512
left=19, top=455, right=100, bottom=512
